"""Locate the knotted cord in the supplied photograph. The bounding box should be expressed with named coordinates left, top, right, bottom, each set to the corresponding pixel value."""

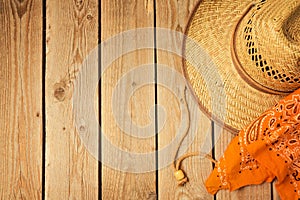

left=172, top=87, right=217, bottom=186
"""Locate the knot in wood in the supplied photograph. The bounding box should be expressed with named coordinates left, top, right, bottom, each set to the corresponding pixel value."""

left=54, top=85, right=66, bottom=101
left=79, top=125, right=86, bottom=132
left=87, top=14, right=93, bottom=20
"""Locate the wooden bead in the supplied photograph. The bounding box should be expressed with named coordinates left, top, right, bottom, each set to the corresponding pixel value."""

left=174, top=170, right=185, bottom=181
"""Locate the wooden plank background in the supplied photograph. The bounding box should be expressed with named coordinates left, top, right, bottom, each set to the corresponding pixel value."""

left=0, top=0, right=42, bottom=199
left=45, top=0, right=99, bottom=199
left=101, top=0, right=156, bottom=199
left=0, top=0, right=278, bottom=199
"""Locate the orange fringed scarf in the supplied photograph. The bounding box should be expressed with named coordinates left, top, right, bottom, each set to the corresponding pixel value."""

left=205, top=88, right=300, bottom=200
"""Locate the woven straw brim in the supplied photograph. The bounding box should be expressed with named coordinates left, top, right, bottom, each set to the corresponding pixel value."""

left=183, top=0, right=299, bottom=132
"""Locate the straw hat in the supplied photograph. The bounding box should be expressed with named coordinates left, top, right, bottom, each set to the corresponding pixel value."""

left=183, top=0, right=300, bottom=132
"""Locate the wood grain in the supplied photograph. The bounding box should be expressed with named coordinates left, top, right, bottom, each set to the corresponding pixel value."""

left=0, top=0, right=43, bottom=199
left=156, top=0, right=214, bottom=199
left=214, top=125, right=272, bottom=200
left=0, top=0, right=280, bottom=199
left=101, top=0, right=156, bottom=199
left=273, top=183, right=281, bottom=200
left=45, top=0, right=99, bottom=199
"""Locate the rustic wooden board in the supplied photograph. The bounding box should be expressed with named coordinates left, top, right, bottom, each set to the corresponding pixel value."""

left=0, top=0, right=43, bottom=199
left=214, top=125, right=272, bottom=200
left=101, top=0, right=156, bottom=199
left=273, top=183, right=281, bottom=200
left=156, top=0, right=214, bottom=199
left=45, top=0, right=99, bottom=199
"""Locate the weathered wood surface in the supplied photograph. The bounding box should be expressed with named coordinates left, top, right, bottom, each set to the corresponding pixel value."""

left=0, top=0, right=43, bottom=199
left=0, top=0, right=278, bottom=199
left=101, top=0, right=156, bottom=199
left=156, top=0, right=213, bottom=199
left=45, top=0, right=99, bottom=199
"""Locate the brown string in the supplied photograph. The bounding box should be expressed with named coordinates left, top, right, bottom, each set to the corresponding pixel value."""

left=172, top=87, right=217, bottom=186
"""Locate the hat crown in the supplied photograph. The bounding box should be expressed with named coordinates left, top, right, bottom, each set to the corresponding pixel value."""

left=184, top=0, right=300, bottom=132
left=233, top=0, right=300, bottom=94
left=283, top=5, right=300, bottom=44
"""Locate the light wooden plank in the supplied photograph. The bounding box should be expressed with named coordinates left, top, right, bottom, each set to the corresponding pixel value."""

left=273, top=183, right=281, bottom=200
left=0, top=0, right=43, bottom=199
left=45, top=0, right=99, bottom=199
left=101, top=0, right=156, bottom=199
left=156, top=0, right=214, bottom=199
left=214, top=125, right=272, bottom=200
left=273, top=190, right=280, bottom=200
